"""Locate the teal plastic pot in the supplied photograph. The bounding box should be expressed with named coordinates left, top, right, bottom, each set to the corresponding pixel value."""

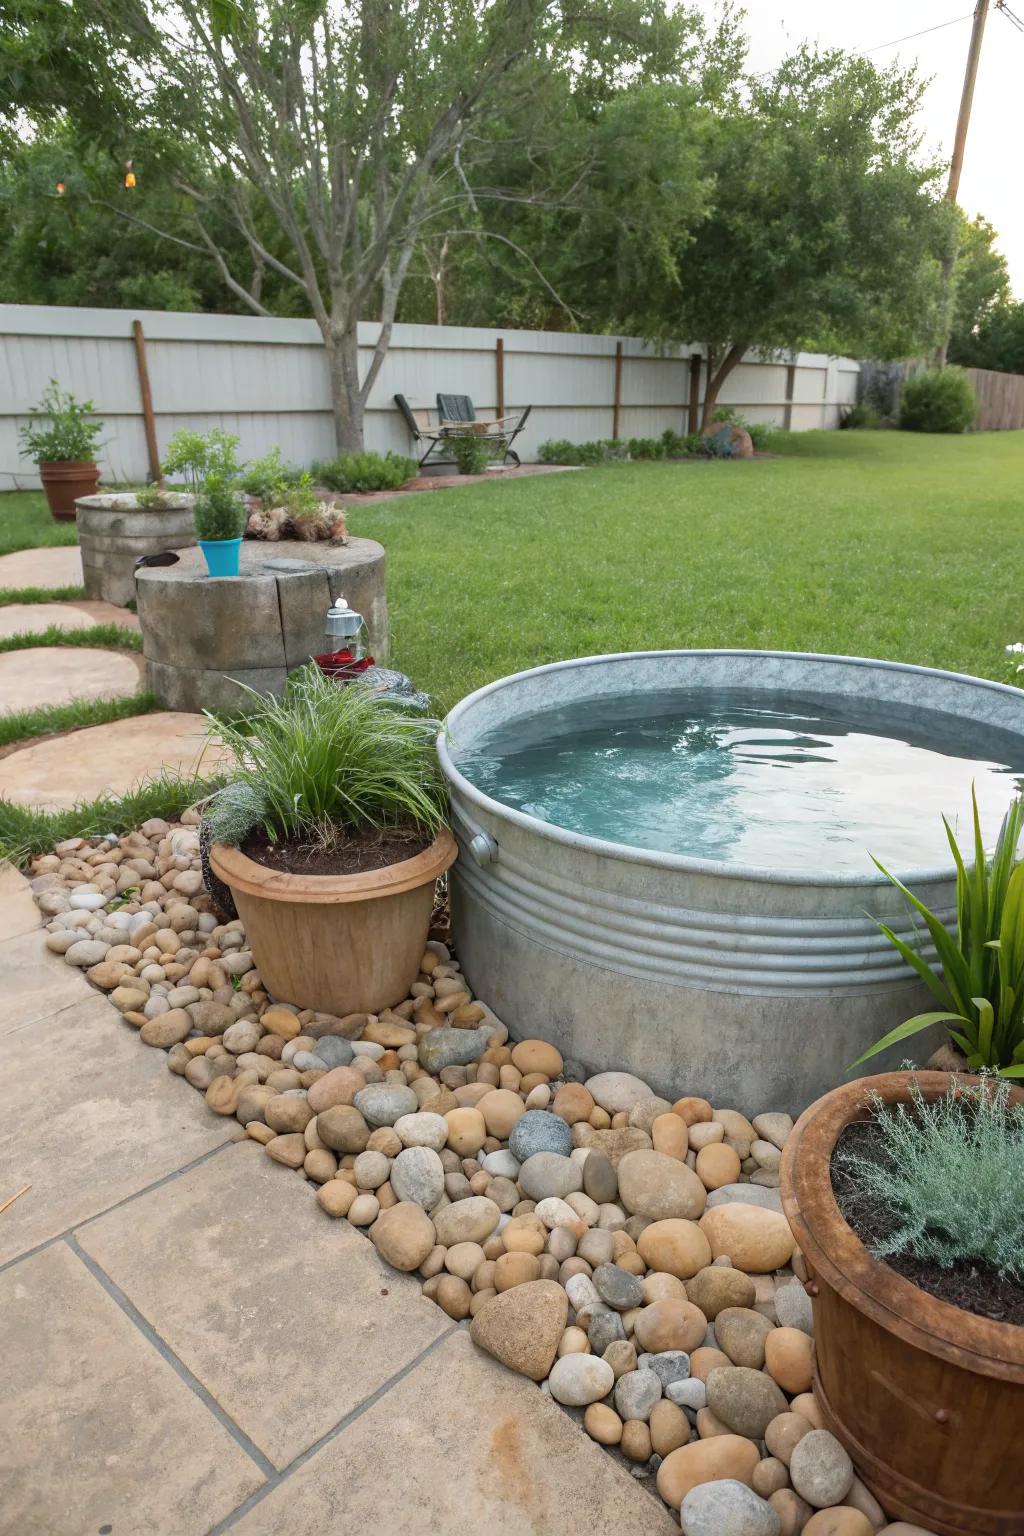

left=198, top=537, right=243, bottom=578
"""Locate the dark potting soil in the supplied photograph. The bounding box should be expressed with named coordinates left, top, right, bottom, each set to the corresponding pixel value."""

left=831, top=1121, right=1024, bottom=1328
left=241, top=823, right=432, bottom=877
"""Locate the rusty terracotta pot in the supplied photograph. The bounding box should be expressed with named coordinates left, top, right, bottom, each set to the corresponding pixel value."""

left=39, top=460, right=100, bottom=520
left=781, top=1071, right=1024, bottom=1536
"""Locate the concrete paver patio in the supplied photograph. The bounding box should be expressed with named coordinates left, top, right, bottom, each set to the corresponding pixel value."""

left=0, top=867, right=676, bottom=1536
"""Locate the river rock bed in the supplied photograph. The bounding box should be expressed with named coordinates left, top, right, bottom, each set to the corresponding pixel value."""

left=29, top=819, right=930, bottom=1536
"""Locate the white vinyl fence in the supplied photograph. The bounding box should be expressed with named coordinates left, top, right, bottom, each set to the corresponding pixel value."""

left=0, top=304, right=859, bottom=489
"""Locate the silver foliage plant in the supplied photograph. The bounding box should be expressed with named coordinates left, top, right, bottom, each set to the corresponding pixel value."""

left=836, top=1076, right=1024, bottom=1282
left=203, top=780, right=269, bottom=849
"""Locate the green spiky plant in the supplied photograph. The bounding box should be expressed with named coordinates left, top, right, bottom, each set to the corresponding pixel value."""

left=204, top=663, right=447, bottom=849
left=853, top=792, right=1024, bottom=1078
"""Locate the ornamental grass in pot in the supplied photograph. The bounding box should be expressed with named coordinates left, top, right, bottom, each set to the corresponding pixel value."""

left=781, top=797, right=1024, bottom=1536
left=19, top=381, right=103, bottom=519
left=206, top=665, right=455, bottom=1015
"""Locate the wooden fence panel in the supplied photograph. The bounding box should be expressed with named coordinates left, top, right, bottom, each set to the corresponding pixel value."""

left=964, top=367, right=1024, bottom=431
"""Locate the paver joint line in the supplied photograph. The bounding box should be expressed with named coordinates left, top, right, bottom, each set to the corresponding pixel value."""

left=205, top=1323, right=460, bottom=1536
left=64, top=1233, right=280, bottom=1483
left=0, top=1127, right=235, bottom=1278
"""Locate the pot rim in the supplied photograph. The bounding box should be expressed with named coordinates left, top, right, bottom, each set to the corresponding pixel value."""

left=38, top=459, right=99, bottom=471
left=780, top=1070, right=1024, bottom=1379
left=210, top=825, right=457, bottom=904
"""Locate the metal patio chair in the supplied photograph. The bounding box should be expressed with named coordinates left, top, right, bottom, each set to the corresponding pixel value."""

left=393, top=394, right=452, bottom=469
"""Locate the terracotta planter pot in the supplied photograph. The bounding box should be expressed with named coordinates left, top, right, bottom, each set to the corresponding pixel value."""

left=210, top=829, right=457, bottom=1016
left=781, top=1071, right=1024, bottom=1536
left=39, top=460, right=100, bottom=520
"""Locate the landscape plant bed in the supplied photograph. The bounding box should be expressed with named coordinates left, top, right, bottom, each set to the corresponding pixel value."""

left=24, top=812, right=945, bottom=1536
left=240, top=822, right=432, bottom=877
left=832, top=1118, right=1024, bottom=1327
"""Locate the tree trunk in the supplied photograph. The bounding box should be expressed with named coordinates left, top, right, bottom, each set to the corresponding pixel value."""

left=700, top=343, right=747, bottom=430
left=325, top=320, right=366, bottom=452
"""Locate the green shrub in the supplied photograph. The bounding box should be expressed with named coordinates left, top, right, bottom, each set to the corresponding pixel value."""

left=836, top=1075, right=1024, bottom=1281
left=163, top=428, right=241, bottom=494
left=899, top=369, right=976, bottom=434
left=313, top=450, right=416, bottom=493
left=241, top=446, right=303, bottom=504
left=193, top=474, right=246, bottom=541
left=854, top=791, right=1024, bottom=1077
left=626, top=437, right=665, bottom=461
left=538, top=439, right=583, bottom=465
left=840, top=401, right=882, bottom=431
left=19, top=381, right=103, bottom=463
left=450, top=435, right=491, bottom=475
left=205, top=663, right=446, bottom=846
left=745, top=422, right=773, bottom=452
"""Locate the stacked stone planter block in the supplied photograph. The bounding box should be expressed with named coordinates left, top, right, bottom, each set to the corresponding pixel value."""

left=135, top=539, right=388, bottom=711
left=76, top=494, right=196, bottom=608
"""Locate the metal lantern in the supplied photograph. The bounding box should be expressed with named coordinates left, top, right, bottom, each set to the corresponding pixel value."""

left=324, top=597, right=366, bottom=661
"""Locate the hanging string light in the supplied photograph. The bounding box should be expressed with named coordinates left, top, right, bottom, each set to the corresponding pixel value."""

left=55, top=180, right=66, bottom=195
left=123, top=159, right=136, bottom=189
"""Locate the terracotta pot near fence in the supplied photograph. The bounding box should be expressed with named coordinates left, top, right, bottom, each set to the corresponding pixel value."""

left=39, top=460, right=100, bottom=520
left=210, top=829, right=457, bottom=1017
left=780, top=1071, right=1024, bottom=1536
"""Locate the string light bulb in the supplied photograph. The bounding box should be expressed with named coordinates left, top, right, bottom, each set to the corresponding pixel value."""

left=55, top=180, right=66, bottom=195
left=124, top=159, right=136, bottom=189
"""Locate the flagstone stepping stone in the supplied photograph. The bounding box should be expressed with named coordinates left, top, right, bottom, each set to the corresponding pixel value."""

left=0, top=546, right=83, bottom=590
left=0, top=604, right=95, bottom=638
left=0, top=711, right=231, bottom=809
left=0, top=647, right=143, bottom=713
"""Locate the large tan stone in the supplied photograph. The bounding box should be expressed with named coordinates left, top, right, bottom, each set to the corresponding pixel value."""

left=636, top=1218, right=712, bottom=1280
left=686, top=1266, right=757, bottom=1320
left=370, top=1202, right=437, bottom=1271
left=656, top=1433, right=761, bottom=1508
left=617, top=1150, right=707, bottom=1221
left=633, top=1299, right=708, bottom=1354
left=0, top=1243, right=262, bottom=1533
left=700, top=1202, right=795, bottom=1272
left=469, top=1279, right=568, bottom=1380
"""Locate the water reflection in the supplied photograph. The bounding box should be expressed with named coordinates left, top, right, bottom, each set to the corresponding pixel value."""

left=455, top=689, right=1024, bottom=873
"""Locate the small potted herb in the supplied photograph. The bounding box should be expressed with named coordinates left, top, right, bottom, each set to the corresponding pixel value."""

left=19, top=381, right=103, bottom=520
left=205, top=664, right=456, bottom=1014
left=163, top=428, right=246, bottom=578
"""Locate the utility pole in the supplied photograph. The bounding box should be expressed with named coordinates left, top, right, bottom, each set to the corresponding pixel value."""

left=935, top=1, right=990, bottom=365
left=947, top=0, right=990, bottom=204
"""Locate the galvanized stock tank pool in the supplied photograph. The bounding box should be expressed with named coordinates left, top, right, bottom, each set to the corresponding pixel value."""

left=438, top=652, right=1024, bottom=1113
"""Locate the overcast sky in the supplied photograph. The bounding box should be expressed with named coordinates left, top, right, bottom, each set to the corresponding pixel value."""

left=700, top=2, right=1022, bottom=296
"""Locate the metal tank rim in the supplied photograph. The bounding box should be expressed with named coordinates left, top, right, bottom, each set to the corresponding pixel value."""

left=437, top=648, right=1024, bottom=888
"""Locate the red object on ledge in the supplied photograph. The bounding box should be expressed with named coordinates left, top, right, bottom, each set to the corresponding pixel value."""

left=313, top=647, right=376, bottom=679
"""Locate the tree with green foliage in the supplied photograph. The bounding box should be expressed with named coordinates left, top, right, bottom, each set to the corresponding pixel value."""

left=952, top=300, right=1024, bottom=376
left=947, top=214, right=1011, bottom=365
left=599, top=47, right=956, bottom=426
left=3, top=0, right=709, bottom=451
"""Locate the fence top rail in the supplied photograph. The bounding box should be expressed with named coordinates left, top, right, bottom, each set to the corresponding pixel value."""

left=0, top=303, right=856, bottom=372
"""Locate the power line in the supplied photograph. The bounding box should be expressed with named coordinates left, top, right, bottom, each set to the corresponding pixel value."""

left=864, top=9, right=977, bottom=55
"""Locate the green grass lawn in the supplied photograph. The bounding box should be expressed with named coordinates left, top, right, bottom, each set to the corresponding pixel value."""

left=4, top=431, right=1022, bottom=718
left=0, top=490, right=79, bottom=555
left=345, top=430, right=1024, bottom=712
